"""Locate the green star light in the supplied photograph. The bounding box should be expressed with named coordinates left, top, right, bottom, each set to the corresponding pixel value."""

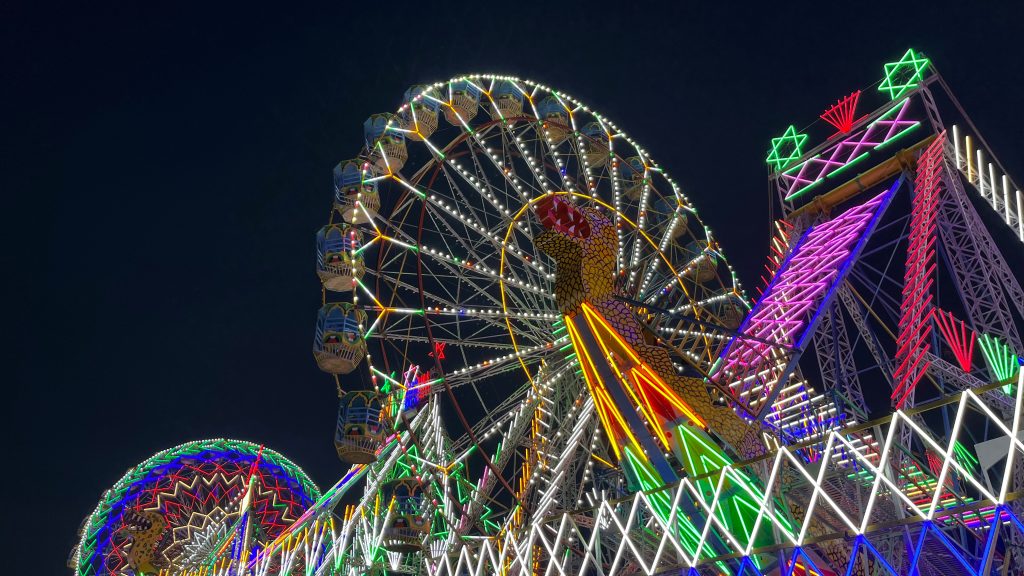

left=879, top=48, right=930, bottom=100
left=765, top=125, right=808, bottom=171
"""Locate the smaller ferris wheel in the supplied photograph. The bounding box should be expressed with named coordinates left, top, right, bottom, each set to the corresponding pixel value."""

left=70, top=439, right=320, bottom=576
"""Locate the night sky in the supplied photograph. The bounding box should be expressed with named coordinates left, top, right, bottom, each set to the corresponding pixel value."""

left=6, top=2, right=1024, bottom=570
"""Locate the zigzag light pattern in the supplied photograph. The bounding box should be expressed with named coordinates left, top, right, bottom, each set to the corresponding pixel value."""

left=72, top=440, right=321, bottom=576
left=232, top=371, right=1024, bottom=576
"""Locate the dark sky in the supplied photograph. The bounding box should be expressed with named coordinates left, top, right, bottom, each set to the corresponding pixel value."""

left=6, top=1, right=1023, bottom=571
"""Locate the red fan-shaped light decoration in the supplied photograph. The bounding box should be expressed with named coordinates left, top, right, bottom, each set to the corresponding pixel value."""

left=934, top=308, right=976, bottom=372
left=820, top=90, right=862, bottom=134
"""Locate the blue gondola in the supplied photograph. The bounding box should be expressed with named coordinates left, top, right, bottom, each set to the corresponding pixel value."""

left=316, top=224, right=363, bottom=292
left=580, top=121, right=609, bottom=168
left=490, top=80, right=524, bottom=120
left=683, top=240, right=719, bottom=283
left=444, top=79, right=481, bottom=125
left=536, top=95, right=569, bottom=144
left=334, top=390, right=385, bottom=464
left=333, top=159, right=380, bottom=224
left=402, top=84, right=440, bottom=141
left=313, top=302, right=367, bottom=374
left=381, top=477, right=431, bottom=552
left=648, top=196, right=688, bottom=239
left=364, top=113, right=407, bottom=172
left=711, top=290, right=748, bottom=330
left=622, top=156, right=647, bottom=199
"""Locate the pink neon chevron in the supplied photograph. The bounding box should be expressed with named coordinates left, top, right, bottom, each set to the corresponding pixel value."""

left=891, top=133, right=946, bottom=408
left=782, top=98, right=919, bottom=200
left=715, top=190, right=892, bottom=410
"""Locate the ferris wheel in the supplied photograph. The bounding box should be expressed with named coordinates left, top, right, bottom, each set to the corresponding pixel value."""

left=312, top=75, right=750, bottom=565
left=70, top=439, right=321, bottom=576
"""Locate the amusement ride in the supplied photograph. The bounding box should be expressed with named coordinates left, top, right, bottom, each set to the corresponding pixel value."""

left=72, top=50, right=1024, bottom=575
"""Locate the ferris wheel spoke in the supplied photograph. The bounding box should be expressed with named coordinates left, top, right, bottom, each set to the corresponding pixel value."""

left=425, top=310, right=553, bottom=337
left=493, top=128, right=549, bottom=202
left=630, top=186, right=669, bottom=291
left=626, top=190, right=661, bottom=291
left=450, top=383, right=536, bottom=456
left=523, top=94, right=578, bottom=194
left=418, top=193, right=550, bottom=293
left=465, top=124, right=544, bottom=216
left=442, top=341, right=567, bottom=390
left=456, top=141, right=557, bottom=303
left=372, top=331, right=514, bottom=350
left=434, top=160, right=511, bottom=239
left=414, top=249, right=548, bottom=317
left=366, top=267, right=551, bottom=349
left=427, top=318, right=538, bottom=349
left=636, top=211, right=696, bottom=299
left=503, top=119, right=561, bottom=197
left=380, top=224, right=518, bottom=308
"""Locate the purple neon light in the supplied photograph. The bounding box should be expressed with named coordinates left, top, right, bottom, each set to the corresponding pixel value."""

left=714, top=189, right=895, bottom=413
left=782, top=98, right=919, bottom=201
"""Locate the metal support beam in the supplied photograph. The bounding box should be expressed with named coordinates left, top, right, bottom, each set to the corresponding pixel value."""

left=812, top=299, right=868, bottom=415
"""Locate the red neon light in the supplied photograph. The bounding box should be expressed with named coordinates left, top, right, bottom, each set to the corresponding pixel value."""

left=891, top=133, right=945, bottom=408
left=428, top=341, right=447, bottom=360
left=820, top=90, right=862, bottom=134
left=754, top=220, right=793, bottom=303
left=934, top=309, right=975, bottom=373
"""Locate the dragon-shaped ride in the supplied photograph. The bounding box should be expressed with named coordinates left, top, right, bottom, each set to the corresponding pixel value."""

left=533, top=195, right=765, bottom=462
left=123, top=509, right=166, bottom=576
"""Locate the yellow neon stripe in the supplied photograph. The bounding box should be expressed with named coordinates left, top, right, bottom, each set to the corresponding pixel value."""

left=569, top=316, right=647, bottom=456
left=579, top=308, right=661, bottom=434
left=585, top=301, right=704, bottom=425
left=580, top=302, right=705, bottom=427
left=579, top=303, right=643, bottom=364
left=592, top=383, right=642, bottom=456
left=576, top=303, right=674, bottom=448
left=566, top=317, right=625, bottom=459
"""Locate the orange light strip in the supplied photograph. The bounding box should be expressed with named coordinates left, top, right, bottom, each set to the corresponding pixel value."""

left=627, top=366, right=675, bottom=448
